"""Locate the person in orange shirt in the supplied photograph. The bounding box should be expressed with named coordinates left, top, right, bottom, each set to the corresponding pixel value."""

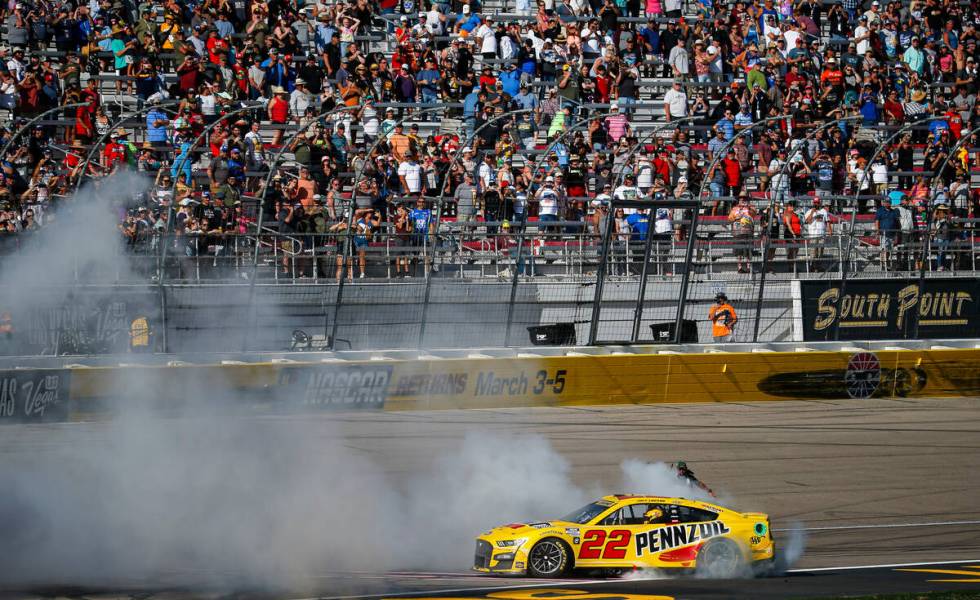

left=708, top=292, right=738, bottom=342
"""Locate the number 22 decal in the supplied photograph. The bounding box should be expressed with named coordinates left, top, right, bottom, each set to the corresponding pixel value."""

left=578, top=529, right=632, bottom=559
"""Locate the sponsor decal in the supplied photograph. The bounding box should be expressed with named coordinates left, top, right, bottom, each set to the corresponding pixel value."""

left=758, top=356, right=927, bottom=400
left=278, top=365, right=392, bottom=408
left=565, top=527, right=580, bottom=536
left=530, top=522, right=552, bottom=529
left=634, top=521, right=732, bottom=557
left=0, top=370, right=69, bottom=423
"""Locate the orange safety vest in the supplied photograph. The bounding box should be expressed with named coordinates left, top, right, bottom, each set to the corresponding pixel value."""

left=709, top=302, right=737, bottom=338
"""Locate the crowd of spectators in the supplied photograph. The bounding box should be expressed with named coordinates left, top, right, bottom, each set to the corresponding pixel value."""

left=0, top=0, right=979, bottom=277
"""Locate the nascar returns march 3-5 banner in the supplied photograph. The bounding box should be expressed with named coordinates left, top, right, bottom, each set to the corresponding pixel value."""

left=797, top=278, right=980, bottom=341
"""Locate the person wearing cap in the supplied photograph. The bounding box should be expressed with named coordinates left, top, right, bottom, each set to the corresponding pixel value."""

left=474, top=15, right=497, bottom=62
left=874, top=194, right=900, bottom=270
left=728, top=193, right=757, bottom=274
left=709, top=292, right=738, bottom=343
left=289, top=77, right=313, bottom=118
left=663, top=79, right=688, bottom=121
left=804, top=196, right=833, bottom=268
left=903, top=36, right=925, bottom=75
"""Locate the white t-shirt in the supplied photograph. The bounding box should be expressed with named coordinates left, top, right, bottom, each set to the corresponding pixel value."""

left=362, top=105, right=379, bottom=137
left=805, top=207, right=830, bottom=237
left=871, top=162, right=888, bottom=184
left=613, top=185, right=639, bottom=214
left=663, top=88, right=688, bottom=118
left=477, top=24, right=497, bottom=54
left=200, top=93, right=216, bottom=116
left=654, top=207, right=673, bottom=234
left=636, top=161, right=654, bottom=189
left=855, top=25, right=870, bottom=56
left=783, top=29, right=801, bottom=52
left=398, top=161, right=423, bottom=193
left=538, top=187, right=559, bottom=215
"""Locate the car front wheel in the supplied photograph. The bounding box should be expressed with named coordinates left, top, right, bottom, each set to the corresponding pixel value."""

left=527, top=538, right=570, bottom=578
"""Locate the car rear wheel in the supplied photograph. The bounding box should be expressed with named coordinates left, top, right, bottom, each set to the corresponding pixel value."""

left=527, top=538, right=569, bottom=578
left=695, top=538, right=744, bottom=579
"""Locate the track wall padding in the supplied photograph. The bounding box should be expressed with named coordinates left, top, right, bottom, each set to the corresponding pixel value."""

left=0, top=348, right=967, bottom=423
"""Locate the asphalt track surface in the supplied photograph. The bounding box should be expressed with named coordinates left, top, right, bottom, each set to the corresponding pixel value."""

left=3, top=396, right=980, bottom=599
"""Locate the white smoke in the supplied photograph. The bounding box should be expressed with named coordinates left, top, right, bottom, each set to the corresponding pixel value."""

left=775, top=521, right=808, bottom=573
left=620, top=458, right=717, bottom=502
left=0, top=174, right=802, bottom=588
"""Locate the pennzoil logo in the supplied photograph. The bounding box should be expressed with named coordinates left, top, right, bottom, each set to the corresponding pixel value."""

left=635, top=522, right=731, bottom=557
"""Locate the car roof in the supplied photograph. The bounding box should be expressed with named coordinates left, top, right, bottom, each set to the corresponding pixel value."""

left=599, top=494, right=729, bottom=513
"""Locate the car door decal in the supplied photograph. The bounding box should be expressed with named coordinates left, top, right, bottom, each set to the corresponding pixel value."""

left=578, top=530, right=605, bottom=559
left=578, top=529, right=633, bottom=560
left=601, top=530, right=631, bottom=559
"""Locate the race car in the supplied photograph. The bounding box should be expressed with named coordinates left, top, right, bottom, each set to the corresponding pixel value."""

left=474, top=495, right=774, bottom=578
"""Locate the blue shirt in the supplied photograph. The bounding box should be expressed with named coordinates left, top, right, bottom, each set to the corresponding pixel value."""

left=463, top=90, right=480, bottom=118
left=499, top=69, right=521, bottom=97
left=639, top=26, right=659, bottom=55
left=514, top=91, right=538, bottom=111
left=626, top=212, right=649, bottom=241
left=410, top=208, right=433, bottom=232
left=716, top=118, right=735, bottom=140
left=875, top=206, right=899, bottom=237
left=417, top=68, right=441, bottom=93
left=215, top=19, right=234, bottom=38
left=456, top=14, right=481, bottom=33
left=145, top=109, right=169, bottom=142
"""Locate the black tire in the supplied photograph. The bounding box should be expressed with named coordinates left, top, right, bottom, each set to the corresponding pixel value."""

left=527, top=538, right=570, bottom=578
left=695, top=538, right=745, bottom=579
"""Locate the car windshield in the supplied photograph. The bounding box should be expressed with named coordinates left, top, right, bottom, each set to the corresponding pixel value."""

left=560, top=501, right=613, bottom=524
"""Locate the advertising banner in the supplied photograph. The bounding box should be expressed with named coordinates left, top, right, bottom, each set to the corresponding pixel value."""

left=0, top=369, right=70, bottom=423
left=276, top=364, right=394, bottom=409
left=799, top=278, right=980, bottom=341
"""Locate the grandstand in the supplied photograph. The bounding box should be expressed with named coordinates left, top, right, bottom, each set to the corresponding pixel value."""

left=0, top=0, right=978, bottom=351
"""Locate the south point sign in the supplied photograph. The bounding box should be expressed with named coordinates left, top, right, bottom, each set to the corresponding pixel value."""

left=800, top=279, right=980, bottom=341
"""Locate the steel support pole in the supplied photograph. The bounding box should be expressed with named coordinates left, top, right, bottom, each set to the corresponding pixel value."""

left=630, top=210, right=658, bottom=342
left=587, top=206, right=617, bottom=345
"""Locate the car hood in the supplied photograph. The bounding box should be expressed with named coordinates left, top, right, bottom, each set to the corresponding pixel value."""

left=484, top=520, right=581, bottom=538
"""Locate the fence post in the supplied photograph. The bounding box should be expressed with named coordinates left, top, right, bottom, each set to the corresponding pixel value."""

left=504, top=211, right=530, bottom=347
left=752, top=203, right=777, bottom=342
left=587, top=208, right=617, bottom=345
left=673, top=204, right=702, bottom=344
left=630, top=210, right=658, bottom=343
left=417, top=195, right=444, bottom=348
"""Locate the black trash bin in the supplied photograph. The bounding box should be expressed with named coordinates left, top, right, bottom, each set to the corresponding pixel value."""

left=649, top=320, right=699, bottom=344
left=527, top=323, right=577, bottom=346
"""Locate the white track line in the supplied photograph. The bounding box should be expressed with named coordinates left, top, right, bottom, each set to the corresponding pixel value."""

left=774, top=519, right=980, bottom=532
left=787, top=558, right=980, bottom=573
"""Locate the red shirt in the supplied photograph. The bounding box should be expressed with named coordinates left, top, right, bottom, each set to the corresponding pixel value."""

left=723, top=157, right=741, bottom=187
left=269, top=96, right=289, bottom=123
left=103, top=142, right=126, bottom=170
left=945, top=110, right=963, bottom=139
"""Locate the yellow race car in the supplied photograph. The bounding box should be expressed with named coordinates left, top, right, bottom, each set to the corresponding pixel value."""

left=474, top=495, right=774, bottom=578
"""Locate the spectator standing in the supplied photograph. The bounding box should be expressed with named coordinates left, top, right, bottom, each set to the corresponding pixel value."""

left=728, top=194, right=757, bottom=274
left=709, top=292, right=738, bottom=343
left=804, top=197, right=832, bottom=268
